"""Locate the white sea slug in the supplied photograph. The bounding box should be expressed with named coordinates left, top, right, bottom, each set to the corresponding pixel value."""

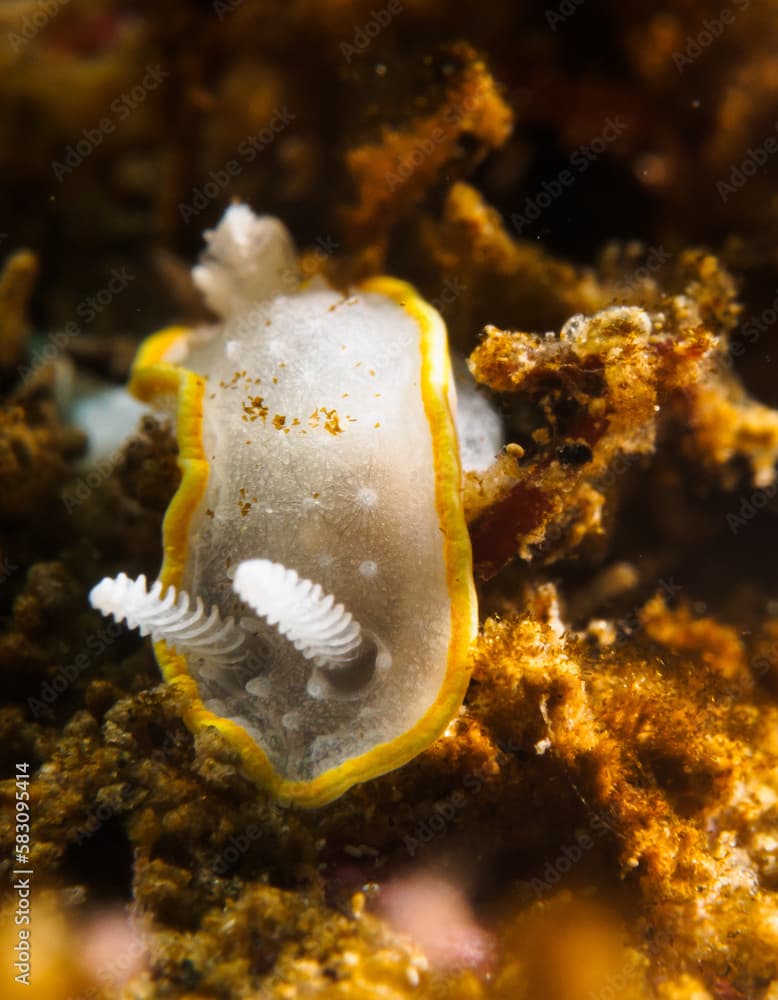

left=89, top=204, right=479, bottom=806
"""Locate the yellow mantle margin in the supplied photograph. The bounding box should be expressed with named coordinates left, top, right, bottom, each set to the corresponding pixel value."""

left=128, top=277, right=478, bottom=808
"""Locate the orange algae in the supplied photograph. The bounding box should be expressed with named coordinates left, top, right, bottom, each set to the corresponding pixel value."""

left=3, top=5, right=778, bottom=998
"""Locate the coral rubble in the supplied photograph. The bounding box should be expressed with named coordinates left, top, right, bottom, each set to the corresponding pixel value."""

left=3, top=1, right=778, bottom=998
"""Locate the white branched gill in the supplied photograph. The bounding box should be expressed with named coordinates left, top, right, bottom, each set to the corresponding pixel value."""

left=232, top=559, right=363, bottom=667
left=89, top=573, right=247, bottom=663
left=192, top=204, right=300, bottom=317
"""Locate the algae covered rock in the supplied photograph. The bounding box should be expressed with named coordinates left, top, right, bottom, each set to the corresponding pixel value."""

left=3, top=2, right=778, bottom=998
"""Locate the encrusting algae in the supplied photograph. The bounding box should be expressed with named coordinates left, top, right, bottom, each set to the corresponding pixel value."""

left=465, top=245, right=778, bottom=577
left=3, top=1, right=778, bottom=998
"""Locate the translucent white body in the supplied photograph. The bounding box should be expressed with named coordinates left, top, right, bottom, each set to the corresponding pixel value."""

left=152, top=207, right=461, bottom=782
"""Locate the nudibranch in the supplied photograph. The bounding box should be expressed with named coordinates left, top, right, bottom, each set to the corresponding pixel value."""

left=90, top=204, right=478, bottom=807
